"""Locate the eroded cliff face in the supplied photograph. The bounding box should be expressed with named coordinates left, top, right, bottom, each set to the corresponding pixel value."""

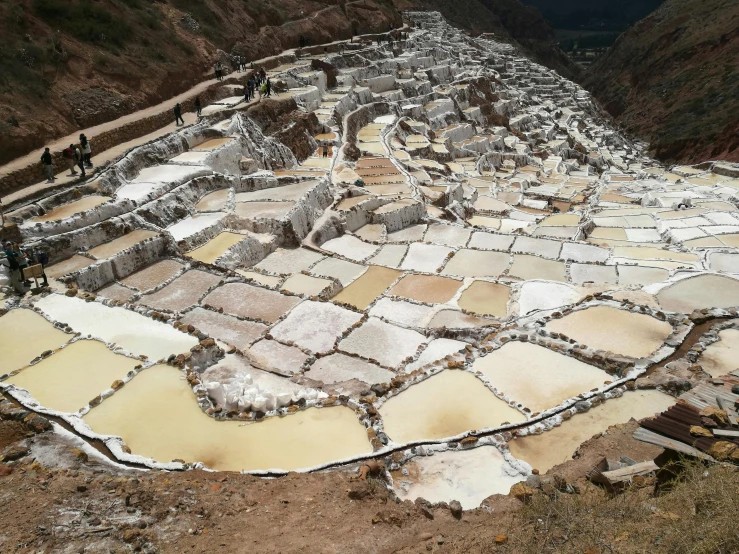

left=584, top=0, right=739, bottom=163
left=0, top=0, right=401, bottom=164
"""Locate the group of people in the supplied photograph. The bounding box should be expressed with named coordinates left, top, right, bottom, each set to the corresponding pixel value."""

left=244, top=69, right=270, bottom=101
left=1, top=240, right=49, bottom=294
left=41, top=134, right=93, bottom=184
left=213, top=61, right=226, bottom=81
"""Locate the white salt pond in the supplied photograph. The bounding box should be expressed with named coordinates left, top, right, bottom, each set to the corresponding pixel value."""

left=34, top=294, right=198, bottom=360
left=6, top=340, right=140, bottom=413
left=270, top=301, right=362, bottom=354
left=168, top=213, right=226, bottom=242
left=656, top=274, right=739, bottom=313
left=83, top=364, right=371, bottom=471
left=508, top=389, right=675, bottom=473
left=380, top=370, right=526, bottom=443
left=187, top=232, right=246, bottom=264
left=0, top=309, right=71, bottom=374
left=392, top=446, right=524, bottom=509
left=338, top=316, right=427, bottom=368
left=88, top=230, right=157, bottom=259
left=695, top=328, right=739, bottom=377
left=473, top=342, right=610, bottom=412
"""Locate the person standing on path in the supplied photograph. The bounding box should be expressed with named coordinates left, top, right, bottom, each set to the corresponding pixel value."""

left=194, top=97, right=202, bottom=117
left=71, top=144, right=86, bottom=177
left=79, top=134, right=92, bottom=168
left=63, top=145, right=77, bottom=176
left=174, top=103, right=184, bottom=126
left=322, top=142, right=329, bottom=158
left=41, top=147, right=55, bottom=183
left=264, top=78, right=271, bottom=98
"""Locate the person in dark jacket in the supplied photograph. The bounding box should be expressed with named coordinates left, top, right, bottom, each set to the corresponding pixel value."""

left=174, top=103, right=184, bottom=126
left=41, top=147, right=55, bottom=183
left=79, top=133, right=93, bottom=168
left=71, top=144, right=86, bottom=178
left=264, top=78, right=271, bottom=98
left=194, top=97, right=202, bottom=117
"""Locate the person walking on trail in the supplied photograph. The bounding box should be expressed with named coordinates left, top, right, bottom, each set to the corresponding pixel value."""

left=194, top=96, right=202, bottom=117
left=63, top=145, right=77, bottom=176
left=41, top=147, right=55, bottom=183
left=322, top=142, right=329, bottom=158
left=174, top=103, right=184, bottom=126
left=71, top=144, right=86, bottom=177
left=214, top=62, right=221, bottom=81
left=264, top=78, right=272, bottom=98
left=79, top=133, right=92, bottom=168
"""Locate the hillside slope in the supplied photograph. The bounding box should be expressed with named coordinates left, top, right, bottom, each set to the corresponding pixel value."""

left=0, top=0, right=401, bottom=165
left=584, top=0, right=739, bottom=163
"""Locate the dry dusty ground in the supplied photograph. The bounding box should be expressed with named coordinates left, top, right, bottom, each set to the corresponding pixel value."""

left=2, top=402, right=738, bottom=554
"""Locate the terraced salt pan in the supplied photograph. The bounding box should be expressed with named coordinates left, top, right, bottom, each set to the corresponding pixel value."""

left=390, top=274, right=462, bottom=304
left=179, top=307, right=265, bottom=351
left=457, top=281, right=510, bottom=317
left=83, top=364, right=371, bottom=471
left=195, top=189, right=230, bottom=211
left=0, top=309, right=71, bottom=374
left=120, top=260, right=184, bottom=291
left=167, top=213, right=226, bottom=242
left=234, top=201, right=295, bottom=220
left=612, top=246, right=698, bottom=263
left=34, top=294, right=197, bottom=360
left=442, top=249, right=509, bottom=278
left=270, top=301, right=362, bottom=354
left=249, top=339, right=310, bottom=375
left=400, top=243, right=454, bottom=272
left=311, top=258, right=367, bottom=286
left=509, top=255, right=566, bottom=282
left=192, top=137, right=234, bottom=151
left=45, top=255, right=96, bottom=279
left=709, top=252, right=739, bottom=273
left=140, top=270, right=222, bottom=313
left=392, top=446, right=523, bottom=510
left=354, top=224, right=385, bottom=242
left=369, top=297, right=434, bottom=328
left=88, top=230, right=158, bottom=260
left=331, top=266, right=402, bottom=309
left=339, top=317, right=427, bottom=368
left=281, top=274, right=333, bottom=296
left=202, top=283, right=301, bottom=324
left=695, top=328, right=739, bottom=377
left=508, top=390, right=675, bottom=473
left=424, top=225, right=471, bottom=248
left=467, top=215, right=501, bottom=230
left=307, top=353, right=394, bottom=386
left=235, top=270, right=282, bottom=288
left=405, top=338, right=468, bottom=372
left=474, top=342, right=610, bottom=412
left=321, top=235, right=379, bottom=261
left=117, top=165, right=209, bottom=201
left=6, top=340, right=139, bottom=413
left=187, top=232, right=247, bottom=264
left=29, top=195, right=110, bottom=222
left=255, top=247, right=324, bottom=274
left=380, top=371, right=526, bottom=443
left=428, top=310, right=494, bottom=329
left=656, top=274, right=739, bottom=313
left=616, top=265, right=669, bottom=287
left=518, top=281, right=581, bottom=315
left=546, top=306, right=672, bottom=358
left=468, top=232, right=514, bottom=251
left=96, top=283, right=135, bottom=303
left=234, top=181, right=318, bottom=202
left=368, top=244, right=407, bottom=268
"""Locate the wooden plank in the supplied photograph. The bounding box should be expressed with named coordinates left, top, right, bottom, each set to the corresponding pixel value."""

left=712, top=429, right=739, bottom=438
left=601, top=461, right=658, bottom=483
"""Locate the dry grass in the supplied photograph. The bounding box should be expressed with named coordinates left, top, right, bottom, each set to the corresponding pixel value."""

left=490, top=461, right=739, bottom=553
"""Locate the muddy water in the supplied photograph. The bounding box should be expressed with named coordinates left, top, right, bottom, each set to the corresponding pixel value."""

left=6, top=340, right=140, bottom=413
left=0, top=309, right=71, bottom=374
left=389, top=274, right=462, bottom=304
left=88, top=230, right=158, bottom=260
left=332, top=266, right=402, bottom=309
left=195, top=190, right=230, bottom=211
left=83, top=364, right=371, bottom=471
left=187, top=232, right=246, bottom=264
left=696, top=329, right=739, bottom=377
left=656, top=274, right=739, bottom=313
left=457, top=281, right=510, bottom=317
left=508, top=389, right=675, bottom=473
left=380, top=370, right=526, bottom=443
left=31, top=195, right=110, bottom=222
left=45, top=255, right=96, bottom=279
left=192, top=138, right=234, bottom=151
left=473, top=342, right=610, bottom=412
left=509, top=255, right=566, bottom=282
left=34, top=294, right=198, bottom=360
left=545, top=306, right=672, bottom=358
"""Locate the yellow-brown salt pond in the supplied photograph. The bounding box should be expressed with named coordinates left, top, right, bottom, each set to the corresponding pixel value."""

left=380, top=370, right=526, bottom=443
left=389, top=274, right=463, bottom=304
left=0, top=309, right=70, bottom=374
left=88, top=230, right=158, bottom=260
left=656, top=274, right=739, bottom=313
left=695, top=328, right=739, bottom=377
left=508, top=389, right=675, bottom=473
left=83, top=364, right=371, bottom=471
left=545, top=306, right=672, bottom=358
left=45, top=255, right=96, bottom=279
left=457, top=281, right=510, bottom=317
left=332, top=266, right=402, bottom=309
left=6, top=340, right=139, bottom=413
left=195, top=189, right=230, bottom=211
left=187, top=232, right=246, bottom=264
left=30, top=195, right=110, bottom=223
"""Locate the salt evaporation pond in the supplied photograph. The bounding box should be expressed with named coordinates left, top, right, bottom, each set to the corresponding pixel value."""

left=392, top=446, right=523, bottom=509
left=380, top=370, right=526, bottom=443
left=508, top=389, right=675, bottom=473
left=331, top=266, right=402, bottom=309
left=83, top=364, right=371, bottom=471
left=655, top=274, right=739, bottom=313
left=88, top=230, right=157, bottom=259
left=187, top=232, right=246, bottom=264
left=29, top=195, right=110, bottom=223
left=6, top=340, right=139, bottom=413
left=0, top=309, right=70, bottom=374
left=695, top=328, right=739, bottom=377
left=34, top=294, right=198, bottom=360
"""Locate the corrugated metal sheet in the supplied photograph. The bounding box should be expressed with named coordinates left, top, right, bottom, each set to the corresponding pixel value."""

left=679, top=383, right=738, bottom=411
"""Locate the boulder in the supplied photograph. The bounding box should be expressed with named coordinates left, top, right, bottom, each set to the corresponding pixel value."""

left=509, top=482, right=535, bottom=502
left=689, top=426, right=712, bottom=438
left=708, top=441, right=737, bottom=461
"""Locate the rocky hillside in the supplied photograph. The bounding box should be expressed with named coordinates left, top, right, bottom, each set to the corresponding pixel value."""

left=584, top=0, right=739, bottom=163
left=0, top=0, right=401, bottom=165
left=406, top=0, right=581, bottom=81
